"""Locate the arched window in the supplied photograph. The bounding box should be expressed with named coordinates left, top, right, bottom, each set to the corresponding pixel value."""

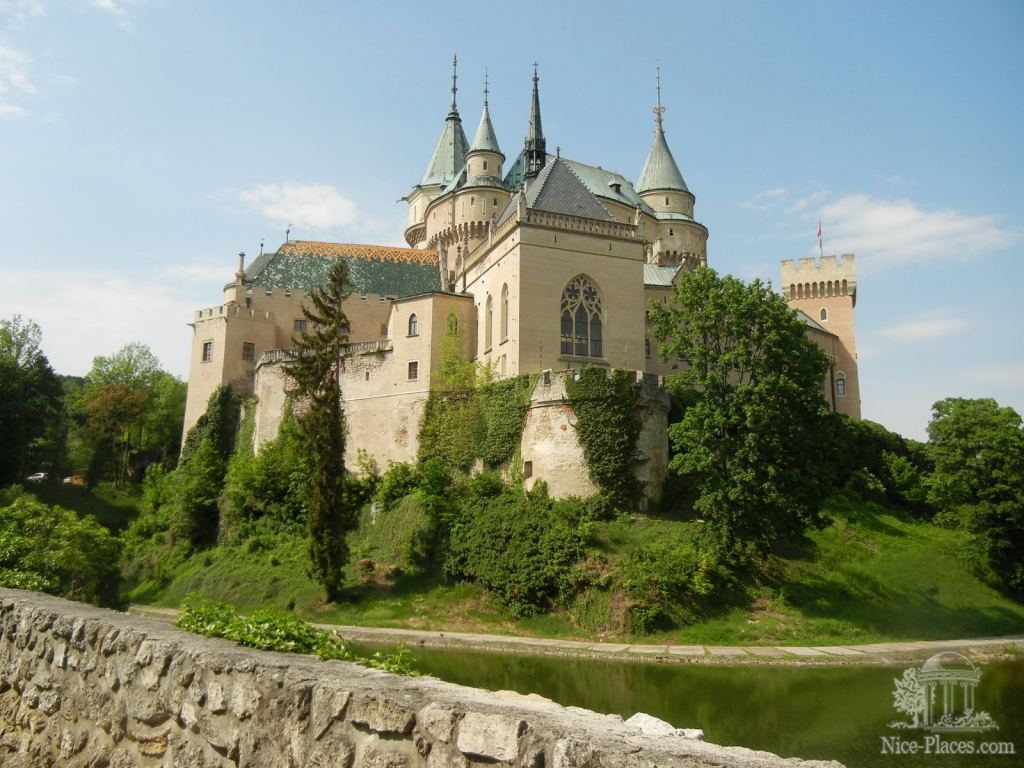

left=408, top=313, right=418, bottom=336
left=560, top=275, right=603, bottom=358
left=820, top=307, right=828, bottom=321
left=485, top=295, right=493, bottom=350
left=836, top=372, right=847, bottom=397
left=500, top=284, right=509, bottom=342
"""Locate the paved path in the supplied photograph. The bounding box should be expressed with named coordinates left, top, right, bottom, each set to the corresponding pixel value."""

left=129, top=604, right=1024, bottom=665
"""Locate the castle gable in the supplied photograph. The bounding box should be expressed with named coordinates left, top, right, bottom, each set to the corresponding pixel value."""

left=249, top=241, right=440, bottom=297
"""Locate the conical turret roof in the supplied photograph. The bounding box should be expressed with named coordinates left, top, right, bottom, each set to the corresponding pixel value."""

left=419, top=55, right=471, bottom=188
left=636, top=122, right=689, bottom=194
left=470, top=101, right=502, bottom=157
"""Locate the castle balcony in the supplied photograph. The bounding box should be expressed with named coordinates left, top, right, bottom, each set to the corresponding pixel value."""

left=404, top=222, right=426, bottom=248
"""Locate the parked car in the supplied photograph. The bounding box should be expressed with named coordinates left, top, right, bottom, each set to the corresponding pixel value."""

left=25, top=472, right=48, bottom=483
left=62, top=475, right=85, bottom=486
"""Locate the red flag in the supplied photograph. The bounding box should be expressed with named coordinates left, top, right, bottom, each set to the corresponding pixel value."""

left=817, top=219, right=823, bottom=257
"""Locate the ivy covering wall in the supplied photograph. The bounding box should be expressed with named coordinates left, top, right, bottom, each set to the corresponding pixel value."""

left=564, top=366, right=642, bottom=506
left=418, top=375, right=536, bottom=473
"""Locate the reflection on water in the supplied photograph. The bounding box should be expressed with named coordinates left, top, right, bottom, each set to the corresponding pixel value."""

left=355, top=644, right=1023, bottom=768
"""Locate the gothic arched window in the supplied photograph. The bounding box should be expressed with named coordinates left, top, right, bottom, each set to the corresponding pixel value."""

left=408, top=314, right=418, bottom=336
left=485, top=295, right=493, bottom=350
left=560, top=275, right=603, bottom=358
left=500, top=284, right=509, bottom=342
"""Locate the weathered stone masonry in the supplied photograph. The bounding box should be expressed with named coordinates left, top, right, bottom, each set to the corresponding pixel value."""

left=0, top=590, right=843, bottom=767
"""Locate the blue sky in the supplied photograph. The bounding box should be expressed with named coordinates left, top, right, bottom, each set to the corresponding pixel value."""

left=1, top=0, right=1021, bottom=440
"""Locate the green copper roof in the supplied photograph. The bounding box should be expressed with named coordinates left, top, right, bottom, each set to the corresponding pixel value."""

left=469, top=102, right=502, bottom=157
left=249, top=241, right=440, bottom=297
left=420, top=116, right=470, bottom=188
left=643, top=264, right=680, bottom=287
left=560, top=157, right=656, bottom=214
left=636, top=124, right=689, bottom=194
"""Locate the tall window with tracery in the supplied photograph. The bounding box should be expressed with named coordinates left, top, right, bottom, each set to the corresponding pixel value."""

left=500, top=284, right=509, bottom=342
left=560, top=275, right=603, bottom=358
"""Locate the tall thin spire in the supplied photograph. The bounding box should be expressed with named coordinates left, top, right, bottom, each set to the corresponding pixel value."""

left=654, top=61, right=665, bottom=129
left=448, top=53, right=459, bottom=118
left=524, top=62, right=546, bottom=178
left=484, top=67, right=489, bottom=107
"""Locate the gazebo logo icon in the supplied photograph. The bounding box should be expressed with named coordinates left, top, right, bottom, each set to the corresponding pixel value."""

left=889, top=652, right=998, bottom=732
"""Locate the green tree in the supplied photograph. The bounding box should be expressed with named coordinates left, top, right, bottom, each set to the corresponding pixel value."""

left=925, top=397, right=1024, bottom=596
left=285, top=260, right=354, bottom=600
left=648, top=267, right=833, bottom=550
left=171, top=385, right=239, bottom=548
left=0, top=493, right=121, bottom=607
left=0, top=316, right=63, bottom=483
left=77, top=343, right=185, bottom=483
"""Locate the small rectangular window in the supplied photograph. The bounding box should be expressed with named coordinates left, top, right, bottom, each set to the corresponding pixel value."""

left=360, top=293, right=368, bottom=302
left=294, top=319, right=307, bottom=333
left=645, top=338, right=651, bottom=359
left=201, top=341, right=213, bottom=363
left=380, top=323, right=388, bottom=337
left=242, top=342, right=255, bottom=362
left=408, top=361, right=419, bottom=381
left=523, top=460, right=533, bottom=479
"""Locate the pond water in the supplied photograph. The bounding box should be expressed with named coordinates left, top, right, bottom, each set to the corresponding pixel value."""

left=359, top=644, right=1024, bottom=768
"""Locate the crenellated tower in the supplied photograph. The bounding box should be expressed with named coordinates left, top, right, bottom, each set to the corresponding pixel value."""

left=780, top=254, right=861, bottom=419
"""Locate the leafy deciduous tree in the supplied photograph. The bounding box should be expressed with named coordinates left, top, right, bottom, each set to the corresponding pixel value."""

left=925, top=397, right=1024, bottom=596
left=648, top=267, right=833, bottom=550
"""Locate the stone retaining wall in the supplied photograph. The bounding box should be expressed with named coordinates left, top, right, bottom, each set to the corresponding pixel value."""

left=0, top=590, right=843, bottom=767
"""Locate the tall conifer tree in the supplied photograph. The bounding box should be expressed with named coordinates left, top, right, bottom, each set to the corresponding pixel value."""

left=286, top=260, right=352, bottom=599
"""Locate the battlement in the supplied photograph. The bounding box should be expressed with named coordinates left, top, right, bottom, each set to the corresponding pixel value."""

left=194, top=304, right=275, bottom=322
left=780, top=253, right=857, bottom=303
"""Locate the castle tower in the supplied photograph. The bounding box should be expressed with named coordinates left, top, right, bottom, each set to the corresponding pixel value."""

left=636, top=67, right=707, bottom=269
left=466, top=71, right=504, bottom=183
left=780, top=254, right=861, bottom=419
left=405, top=55, right=469, bottom=248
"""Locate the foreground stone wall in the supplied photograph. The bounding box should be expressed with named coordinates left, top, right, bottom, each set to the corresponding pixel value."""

left=0, top=590, right=842, bottom=767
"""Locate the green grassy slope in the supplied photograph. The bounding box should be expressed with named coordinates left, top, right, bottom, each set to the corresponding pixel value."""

left=127, top=491, right=1024, bottom=645
left=20, top=482, right=142, bottom=532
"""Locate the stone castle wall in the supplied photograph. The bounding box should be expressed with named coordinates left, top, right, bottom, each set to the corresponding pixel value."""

left=0, top=590, right=843, bottom=768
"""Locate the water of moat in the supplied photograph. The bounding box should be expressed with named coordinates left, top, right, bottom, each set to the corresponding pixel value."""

left=356, top=644, right=1023, bottom=767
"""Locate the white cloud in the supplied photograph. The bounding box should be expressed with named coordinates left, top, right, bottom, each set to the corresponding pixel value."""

left=239, top=182, right=363, bottom=232
left=89, top=0, right=133, bottom=31
left=0, top=267, right=207, bottom=378
left=784, top=189, right=829, bottom=215
left=0, top=1, right=44, bottom=28
left=0, top=101, right=24, bottom=118
left=740, top=187, right=786, bottom=211
left=0, top=43, right=35, bottom=94
left=818, top=194, right=1019, bottom=269
left=879, top=310, right=969, bottom=344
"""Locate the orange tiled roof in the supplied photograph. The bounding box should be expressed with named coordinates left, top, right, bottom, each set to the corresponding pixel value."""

left=279, top=240, right=438, bottom=266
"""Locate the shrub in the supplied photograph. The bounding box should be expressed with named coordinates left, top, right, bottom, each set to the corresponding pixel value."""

left=446, top=491, right=583, bottom=617
left=0, top=495, right=121, bottom=607
left=372, top=462, right=420, bottom=511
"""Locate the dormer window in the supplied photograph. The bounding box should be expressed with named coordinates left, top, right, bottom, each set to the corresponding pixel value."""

left=608, top=181, right=622, bottom=195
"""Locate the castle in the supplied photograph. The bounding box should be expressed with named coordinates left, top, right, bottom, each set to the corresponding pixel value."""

left=183, top=61, right=860, bottom=500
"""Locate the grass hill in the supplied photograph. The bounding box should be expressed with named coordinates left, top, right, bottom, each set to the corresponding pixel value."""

left=119, top=489, right=1024, bottom=646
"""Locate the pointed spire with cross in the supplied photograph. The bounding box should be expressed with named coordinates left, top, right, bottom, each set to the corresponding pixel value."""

left=448, top=53, right=459, bottom=117
left=654, top=61, right=665, bottom=130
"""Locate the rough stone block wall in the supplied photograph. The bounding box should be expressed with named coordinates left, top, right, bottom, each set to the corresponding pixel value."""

left=0, top=590, right=843, bottom=768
